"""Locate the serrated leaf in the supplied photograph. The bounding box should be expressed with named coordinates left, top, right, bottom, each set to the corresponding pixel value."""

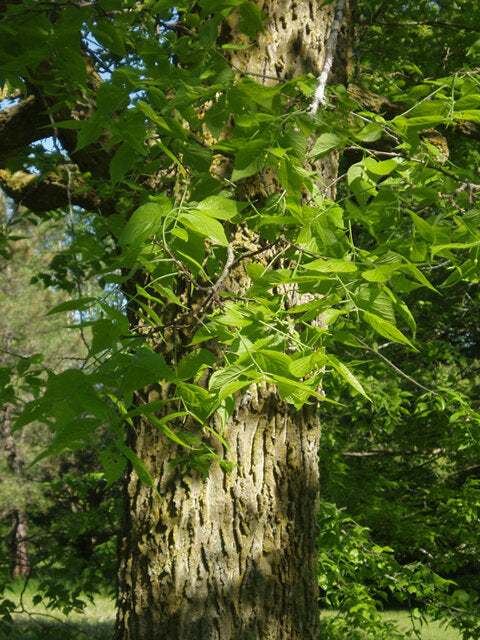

left=289, top=352, right=325, bottom=378
left=355, top=122, right=383, bottom=142
left=270, top=374, right=324, bottom=407
left=231, top=139, right=268, bottom=181
left=149, top=413, right=196, bottom=448
left=362, top=263, right=402, bottom=282
left=99, top=449, right=127, bottom=487
left=364, top=158, right=399, bottom=176
left=121, top=347, right=175, bottom=394
left=255, top=349, right=292, bottom=376
left=239, top=1, right=265, bottom=39
left=431, top=240, right=480, bottom=257
left=177, top=348, right=216, bottom=381
left=178, top=382, right=216, bottom=422
left=409, top=211, right=436, bottom=243
left=362, top=310, right=416, bottom=348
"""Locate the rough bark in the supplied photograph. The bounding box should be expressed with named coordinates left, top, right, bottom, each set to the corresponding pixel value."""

left=114, top=3, right=344, bottom=640
left=116, top=390, right=321, bottom=640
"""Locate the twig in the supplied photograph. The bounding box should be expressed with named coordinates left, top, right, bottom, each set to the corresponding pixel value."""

left=309, top=0, right=348, bottom=115
left=230, top=237, right=281, bottom=268
left=353, top=335, right=439, bottom=395
left=342, top=447, right=447, bottom=457
left=154, top=240, right=210, bottom=291
left=375, top=20, right=480, bottom=33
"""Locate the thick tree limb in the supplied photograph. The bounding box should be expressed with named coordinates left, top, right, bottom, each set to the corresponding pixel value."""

left=0, top=168, right=113, bottom=214
left=0, top=96, right=52, bottom=167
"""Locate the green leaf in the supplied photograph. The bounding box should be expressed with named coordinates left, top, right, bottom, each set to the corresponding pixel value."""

left=90, top=318, right=123, bottom=355
left=255, top=349, right=292, bottom=376
left=326, top=355, right=370, bottom=399
left=178, top=383, right=216, bottom=422
left=308, top=133, right=343, bottom=158
left=306, top=258, right=358, bottom=273
left=455, top=94, right=480, bottom=110
left=355, top=123, right=383, bottom=142
left=270, top=375, right=324, bottom=407
left=118, top=200, right=171, bottom=246
left=178, top=211, right=229, bottom=246
left=149, top=413, right=196, bottom=448
left=362, top=311, right=416, bottom=348
left=121, top=347, right=175, bottom=394
left=364, top=158, right=399, bottom=176
left=431, top=240, right=480, bottom=257
left=238, top=1, right=265, bottom=39
left=110, top=143, right=136, bottom=184
left=409, top=211, right=436, bottom=243
left=199, top=0, right=242, bottom=14
left=209, top=364, right=249, bottom=392
left=231, top=139, right=268, bottom=181
left=362, top=263, right=403, bottom=283
left=289, top=352, right=325, bottom=378
left=46, top=297, right=96, bottom=315
left=114, top=440, right=159, bottom=497
left=195, top=195, right=246, bottom=219
left=176, top=349, right=216, bottom=381
left=99, top=448, right=127, bottom=487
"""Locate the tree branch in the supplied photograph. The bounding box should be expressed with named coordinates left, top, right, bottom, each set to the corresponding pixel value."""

left=0, top=168, right=113, bottom=214
left=342, top=448, right=447, bottom=457
left=0, top=96, right=52, bottom=167
left=353, top=335, right=439, bottom=395
left=375, top=20, right=480, bottom=33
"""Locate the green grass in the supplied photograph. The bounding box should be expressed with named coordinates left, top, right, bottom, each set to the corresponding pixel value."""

left=0, top=581, right=115, bottom=640
left=385, top=610, right=461, bottom=640
left=321, top=609, right=462, bottom=640
left=1, top=583, right=462, bottom=640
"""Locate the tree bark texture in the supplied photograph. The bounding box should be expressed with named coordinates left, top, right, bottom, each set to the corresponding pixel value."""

left=114, top=3, right=350, bottom=640
left=116, top=391, right=321, bottom=640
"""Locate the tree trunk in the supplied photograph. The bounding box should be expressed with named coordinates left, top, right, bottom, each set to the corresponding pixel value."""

left=10, top=510, right=30, bottom=578
left=115, top=2, right=351, bottom=639
left=116, top=390, right=321, bottom=640
left=2, top=257, right=31, bottom=579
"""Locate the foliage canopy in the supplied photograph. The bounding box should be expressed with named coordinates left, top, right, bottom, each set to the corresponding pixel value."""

left=0, top=0, right=480, bottom=637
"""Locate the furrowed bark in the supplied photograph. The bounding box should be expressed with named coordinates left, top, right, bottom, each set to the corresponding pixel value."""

left=114, top=3, right=348, bottom=639
left=116, top=391, right=321, bottom=640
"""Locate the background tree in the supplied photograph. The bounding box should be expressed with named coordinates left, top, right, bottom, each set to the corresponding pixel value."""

left=0, top=196, right=119, bottom=620
left=0, top=1, right=479, bottom=639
